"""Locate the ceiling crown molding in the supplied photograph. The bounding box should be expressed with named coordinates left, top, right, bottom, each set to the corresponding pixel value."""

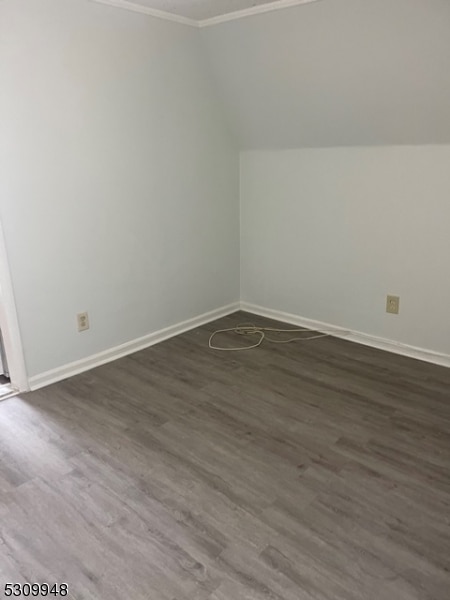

left=90, top=0, right=321, bottom=28
left=199, top=0, right=321, bottom=28
left=90, top=0, right=198, bottom=27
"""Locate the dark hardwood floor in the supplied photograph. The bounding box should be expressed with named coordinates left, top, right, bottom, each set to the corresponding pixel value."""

left=1, top=312, right=450, bottom=600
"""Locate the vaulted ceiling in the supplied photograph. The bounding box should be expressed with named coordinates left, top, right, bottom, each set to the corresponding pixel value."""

left=201, top=0, right=450, bottom=148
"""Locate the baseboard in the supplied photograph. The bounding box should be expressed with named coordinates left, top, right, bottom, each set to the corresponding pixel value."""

left=29, top=302, right=240, bottom=391
left=27, top=300, right=449, bottom=391
left=240, top=302, right=450, bottom=368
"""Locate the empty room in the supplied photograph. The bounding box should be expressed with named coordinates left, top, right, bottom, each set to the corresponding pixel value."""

left=1, top=0, right=449, bottom=598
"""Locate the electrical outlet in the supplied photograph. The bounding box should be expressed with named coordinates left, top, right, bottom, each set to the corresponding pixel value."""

left=77, top=311, right=90, bottom=332
left=386, top=295, right=400, bottom=315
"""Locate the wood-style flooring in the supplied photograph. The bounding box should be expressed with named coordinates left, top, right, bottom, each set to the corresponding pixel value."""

left=1, top=311, right=450, bottom=600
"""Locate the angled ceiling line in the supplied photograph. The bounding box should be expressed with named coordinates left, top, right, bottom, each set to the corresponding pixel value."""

left=90, top=0, right=198, bottom=27
left=199, top=0, right=321, bottom=28
left=90, top=0, right=321, bottom=28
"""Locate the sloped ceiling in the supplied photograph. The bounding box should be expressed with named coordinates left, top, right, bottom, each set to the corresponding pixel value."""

left=201, top=0, right=450, bottom=148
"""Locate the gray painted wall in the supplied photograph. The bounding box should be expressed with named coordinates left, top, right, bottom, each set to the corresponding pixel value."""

left=202, top=0, right=450, bottom=148
left=241, top=146, right=450, bottom=355
left=0, top=0, right=239, bottom=377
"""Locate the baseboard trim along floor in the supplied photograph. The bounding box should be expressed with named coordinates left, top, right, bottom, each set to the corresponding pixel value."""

left=28, top=302, right=240, bottom=390
left=28, top=299, right=449, bottom=391
left=240, top=302, right=450, bottom=369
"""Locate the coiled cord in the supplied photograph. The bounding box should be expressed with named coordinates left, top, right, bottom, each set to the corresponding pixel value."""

left=209, top=323, right=339, bottom=351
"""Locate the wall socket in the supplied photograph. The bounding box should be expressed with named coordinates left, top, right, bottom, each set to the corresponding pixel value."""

left=386, top=295, right=400, bottom=315
left=77, top=311, right=90, bottom=332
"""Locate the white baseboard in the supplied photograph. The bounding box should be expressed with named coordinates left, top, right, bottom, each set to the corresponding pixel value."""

left=29, top=302, right=240, bottom=390
left=240, top=302, right=450, bottom=368
left=27, top=300, right=450, bottom=391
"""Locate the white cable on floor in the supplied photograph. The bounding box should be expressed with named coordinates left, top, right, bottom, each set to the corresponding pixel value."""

left=208, top=323, right=341, bottom=351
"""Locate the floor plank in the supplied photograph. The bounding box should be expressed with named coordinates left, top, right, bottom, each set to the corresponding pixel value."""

left=1, top=311, right=449, bottom=599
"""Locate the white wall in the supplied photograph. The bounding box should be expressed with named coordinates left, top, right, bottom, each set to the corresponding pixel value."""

left=241, top=146, right=450, bottom=355
left=0, top=0, right=239, bottom=379
left=1, top=1, right=448, bottom=382
left=201, top=0, right=450, bottom=148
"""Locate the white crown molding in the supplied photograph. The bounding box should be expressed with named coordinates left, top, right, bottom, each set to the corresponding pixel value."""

left=90, top=0, right=321, bottom=28
left=199, top=0, right=321, bottom=28
left=28, top=302, right=239, bottom=390
left=90, top=0, right=198, bottom=27
left=240, top=302, right=450, bottom=369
